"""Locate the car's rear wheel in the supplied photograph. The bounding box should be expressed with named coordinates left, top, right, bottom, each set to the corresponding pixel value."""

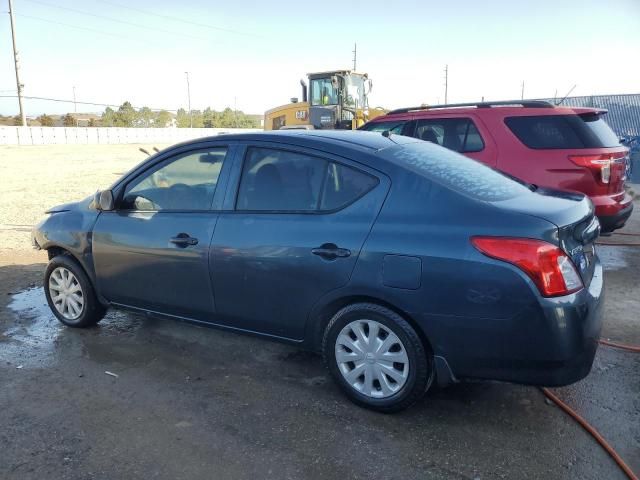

left=322, top=303, right=433, bottom=413
left=44, top=255, right=106, bottom=327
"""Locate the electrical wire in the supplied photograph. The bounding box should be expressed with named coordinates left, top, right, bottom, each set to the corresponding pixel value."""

left=0, top=95, right=177, bottom=113
left=93, top=0, right=262, bottom=38
left=23, top=0, right=209, bottom=41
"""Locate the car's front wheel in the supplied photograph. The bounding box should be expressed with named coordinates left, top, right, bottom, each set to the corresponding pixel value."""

left=44, top=255, right=106, bottom=327
left=322, top=303, right=433, bottom=413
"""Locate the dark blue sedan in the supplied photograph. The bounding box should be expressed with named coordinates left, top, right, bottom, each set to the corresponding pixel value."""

left=32, top=131, right=603, bottom=412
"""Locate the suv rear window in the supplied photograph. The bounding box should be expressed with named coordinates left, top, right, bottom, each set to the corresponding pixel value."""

left=505, top=113, right=620, bottom=149
left=383, top=142, right=531, bottom=201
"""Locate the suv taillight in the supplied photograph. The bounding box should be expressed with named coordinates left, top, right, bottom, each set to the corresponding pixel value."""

left=569, top=151, right=627, bottom=184
left=471, top=237, right=583, bottom=297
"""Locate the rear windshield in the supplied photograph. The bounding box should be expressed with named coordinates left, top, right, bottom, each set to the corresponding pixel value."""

left=382, top=142, right=531, bottom=201
left=505, top=113, right=620, bottom=149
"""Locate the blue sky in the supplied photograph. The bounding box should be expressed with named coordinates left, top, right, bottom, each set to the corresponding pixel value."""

left=1, top=0, right=639, bottom=116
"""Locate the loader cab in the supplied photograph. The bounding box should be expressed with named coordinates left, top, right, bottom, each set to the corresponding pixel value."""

left=307, top=70, right=371, bottom=130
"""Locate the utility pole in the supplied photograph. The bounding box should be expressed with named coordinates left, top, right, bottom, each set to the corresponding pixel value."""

left=444, top=65, right=448, bottom=104
left=352, top=43, right=357, bottom=71
left=521, top=80, right=525, bottom=100
left=8, top=0, right=26, bottom=126
left=185, top=71, right=192, bottom=128
left=73, top=86, right=78, bottom=126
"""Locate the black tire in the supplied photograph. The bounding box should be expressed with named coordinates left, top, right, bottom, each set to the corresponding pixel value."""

left=322, top=303, right=433, bottom=413
left=44, top=254, right=106, bottom=328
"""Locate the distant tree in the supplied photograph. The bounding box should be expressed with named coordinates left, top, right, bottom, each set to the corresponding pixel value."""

left=101, top=107, right=116, bottom=127
left=176, top=108, right=190, bottom=128
left=12, top=115, right=23, bottom=126
left=62, top=113, right=76, bottom=127
left=154, top=110, right=172, bottom=128
left=136, top=106, right=154, bottom=127
left=37, top=114, right=55, bottom=127
left=115, top=101, right=136, bottom=127
left=88, top=118, right=98, bottom=127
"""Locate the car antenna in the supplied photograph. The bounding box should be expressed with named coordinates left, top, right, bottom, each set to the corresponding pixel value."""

left=153, top=146, right=160, bottom=153
left=555, top=84, right=576, bottom=106
left=381, top=130, right=397, bottom=143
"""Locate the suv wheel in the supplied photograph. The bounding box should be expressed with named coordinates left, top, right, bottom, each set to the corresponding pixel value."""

left=322, top=303, right=433, bottom=413
left=44, top=255, right=106, bottom=327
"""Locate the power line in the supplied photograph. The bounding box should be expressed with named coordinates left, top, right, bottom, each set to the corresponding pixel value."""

left=23, top=0, right=209, bottom=41
left=0, top=95, right=178, bottom=112
left=94, top=0, right=262, bottom=39
left=16, top=12, right=154, bottom=42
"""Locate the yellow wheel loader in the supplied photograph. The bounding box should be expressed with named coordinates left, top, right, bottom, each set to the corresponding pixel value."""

left=264, top=70, right=385, bottom=131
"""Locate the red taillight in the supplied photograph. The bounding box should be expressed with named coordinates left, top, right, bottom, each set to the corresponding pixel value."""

left=471, top=237, right=583, bottom=297
left=569, top=151, right=627, bottom=184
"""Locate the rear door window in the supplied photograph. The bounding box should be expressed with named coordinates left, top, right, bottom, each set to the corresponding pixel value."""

left=505, top=114, right=620, bottom=149
left=414, top=118, right=484, bottom=153
left=236, top=147, right=378, bottom=212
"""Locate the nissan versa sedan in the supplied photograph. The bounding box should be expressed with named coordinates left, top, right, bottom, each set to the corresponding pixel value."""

left=32, top=131, right=603, bottom=412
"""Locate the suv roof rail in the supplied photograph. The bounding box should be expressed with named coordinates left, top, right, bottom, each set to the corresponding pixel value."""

left=387, top=100, right=555, bottom=115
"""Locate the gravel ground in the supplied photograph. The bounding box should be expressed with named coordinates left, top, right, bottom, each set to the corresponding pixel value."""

left=0, top=144, right=169, bottom=251
left=0, top=145, right=638, bottom=480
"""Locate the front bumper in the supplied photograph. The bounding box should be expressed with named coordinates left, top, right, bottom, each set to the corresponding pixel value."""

left=431, top=261, right=604, bottom=387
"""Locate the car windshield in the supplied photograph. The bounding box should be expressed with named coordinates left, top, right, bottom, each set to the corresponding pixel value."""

left=381, top=142, right=532, bottom=201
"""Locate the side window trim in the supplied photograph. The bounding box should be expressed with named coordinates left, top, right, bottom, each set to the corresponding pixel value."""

left=228, top=143, right=380, bottom=215
left=116, top=143, right=235, bottom=213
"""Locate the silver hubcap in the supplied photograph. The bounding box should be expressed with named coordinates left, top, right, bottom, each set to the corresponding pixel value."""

left=335, top=320, right=409, bottom=398
left=49, top=267, right=84, bottom=320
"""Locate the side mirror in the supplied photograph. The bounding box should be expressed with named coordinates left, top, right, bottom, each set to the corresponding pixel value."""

left=96, top=190, right=115, bottom=211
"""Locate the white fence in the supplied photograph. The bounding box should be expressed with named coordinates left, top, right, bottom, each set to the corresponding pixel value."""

left=0, top=127, right=261, bottom=145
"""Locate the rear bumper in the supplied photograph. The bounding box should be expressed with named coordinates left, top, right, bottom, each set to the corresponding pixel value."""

left=598, top=201, right=634, bottom=233
left=592, top=191, right=633, bottom=231
left=429, top=261, right=604, bottom=387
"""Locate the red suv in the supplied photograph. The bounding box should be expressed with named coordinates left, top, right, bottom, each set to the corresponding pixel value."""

left=360, top=101, right=632, bottom=232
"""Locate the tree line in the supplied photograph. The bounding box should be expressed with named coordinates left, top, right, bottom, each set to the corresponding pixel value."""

left=1, top=101, right=261, bottom=128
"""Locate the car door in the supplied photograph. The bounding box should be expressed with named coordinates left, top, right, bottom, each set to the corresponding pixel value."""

left=92, top=143, right=235, bottom=321
left=210, top=142, right=389, bottom=340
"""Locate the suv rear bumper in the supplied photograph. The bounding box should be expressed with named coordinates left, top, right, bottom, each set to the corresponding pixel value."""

left=598, top=201, right=634, bottom=233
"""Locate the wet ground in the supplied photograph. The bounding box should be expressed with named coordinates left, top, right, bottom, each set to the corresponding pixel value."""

left=0, top=204, right=638, bottom=480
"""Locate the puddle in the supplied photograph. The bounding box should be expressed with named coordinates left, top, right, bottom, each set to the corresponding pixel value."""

left=597, top=245, right=631, bottom=271
left=2, top=287, right=145, bottom=368
left=2, top=287, right=63, bottom=367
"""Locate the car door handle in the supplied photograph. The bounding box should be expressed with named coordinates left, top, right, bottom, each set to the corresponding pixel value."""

left=170, top=233, right=199, bottom=247
left=312, top=243, right=351, bottom=260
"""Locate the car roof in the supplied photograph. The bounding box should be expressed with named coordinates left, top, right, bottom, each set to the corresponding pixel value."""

left=190, top=129, right=418, bottom=152
left=369, top=105, right=605, bottom=122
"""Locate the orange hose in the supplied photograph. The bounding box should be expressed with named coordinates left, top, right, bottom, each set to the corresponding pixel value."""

left=596, top=242, right=640, bottom=247
left=599, top=339, right=640, bottom=353
left=541, top=387, right=639, bottom=480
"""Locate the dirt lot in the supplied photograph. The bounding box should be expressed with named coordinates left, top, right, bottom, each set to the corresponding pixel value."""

left=0, top=145, right=638, bottom=479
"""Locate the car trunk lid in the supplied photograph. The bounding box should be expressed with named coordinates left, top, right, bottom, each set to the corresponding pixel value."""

left=495, top=187, right=599, bottom=286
